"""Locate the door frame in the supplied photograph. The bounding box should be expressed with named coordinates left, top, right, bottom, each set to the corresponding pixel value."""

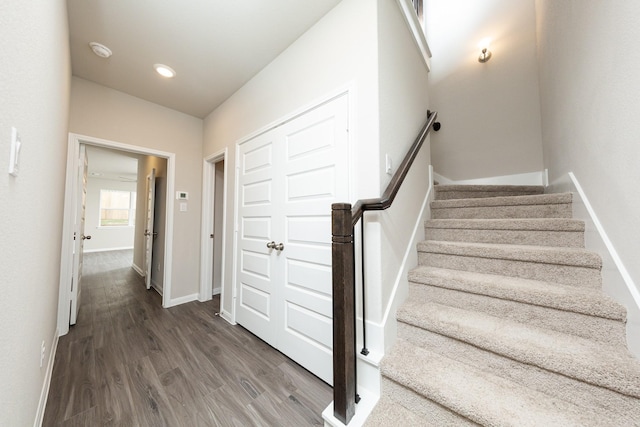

left=231, top=90, right=352, bottom=383
left=230, top=88, right=355, bottom=328
left=57, top=133, right=176, bottom=336
left=199, top=149, right=229, bottom=317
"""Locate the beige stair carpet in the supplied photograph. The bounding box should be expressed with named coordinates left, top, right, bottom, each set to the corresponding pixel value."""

left=365, top=185, right=640, bottom=426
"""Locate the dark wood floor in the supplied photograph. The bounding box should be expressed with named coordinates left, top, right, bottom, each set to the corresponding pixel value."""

left=44, top=250, right=332, bottom=426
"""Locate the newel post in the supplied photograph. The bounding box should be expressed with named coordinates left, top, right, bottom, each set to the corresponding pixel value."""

left=332, top=202, right=356, bottom=425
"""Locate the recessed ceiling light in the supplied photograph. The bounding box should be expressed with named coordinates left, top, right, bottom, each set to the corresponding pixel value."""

left=154, top=64, right=176, bottom=78
left=89, top=42, right=112, bottom=58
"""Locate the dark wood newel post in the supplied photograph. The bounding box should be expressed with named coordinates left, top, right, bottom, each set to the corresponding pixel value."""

left=332, top=202, right=356, bottom=425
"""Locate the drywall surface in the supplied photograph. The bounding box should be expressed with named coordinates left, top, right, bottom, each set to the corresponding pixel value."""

left=203, top=0, right=380, bottom=318
left=0, top=0, right=70, bottom=424
left=536, top=0, right=640, bottom=315
left=69, top=77, right=203, bottom=300
left=372, top=0, right=431, bottom=338
left=84, top=177, right=136, bottom=252
left=426, top=0, right=544, bottom=180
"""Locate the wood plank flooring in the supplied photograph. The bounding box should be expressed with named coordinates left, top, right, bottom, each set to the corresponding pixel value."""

left=43, top=250, right=332, bottom=426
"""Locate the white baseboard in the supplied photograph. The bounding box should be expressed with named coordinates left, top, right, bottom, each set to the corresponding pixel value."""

left=34, top=329, right=59, bottom=427
left=151, top=280, right=163, bottom=296
left=378, top=165, right=434, bottom=352
left=131, top=263, right=144, bottom=277
left=220, top=309, right=235, bottom=325
left=549, top=172, right=640, bottom=357
left=167, top=293, right=198, bottom=308
left=83, top=246, right=134, bottom=253
left=433, top=170, right=545, bottom=186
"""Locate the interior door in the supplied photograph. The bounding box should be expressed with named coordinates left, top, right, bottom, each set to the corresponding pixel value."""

left=236, top=130, right=281, bottom=344
left=235, top=95, right=349, bottom=384
left=70, top=144, right=89, bottom=325
left=277, top=95, right=349, bottom=384
left=144, top=168, right=156, bottom=290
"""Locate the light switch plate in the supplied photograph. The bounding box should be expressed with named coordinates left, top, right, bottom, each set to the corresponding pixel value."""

left=9, top=127, right=21, bottom=177
left=180, top=202, right=187, bottom=212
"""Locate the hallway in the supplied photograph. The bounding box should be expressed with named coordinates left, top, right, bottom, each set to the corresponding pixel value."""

left=43, top=250, right=331, bottom=426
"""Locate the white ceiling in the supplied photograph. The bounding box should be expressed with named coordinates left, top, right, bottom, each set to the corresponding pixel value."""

left=67, top=0, right=343, bottom=118
left=86, top=145, right=139, bottom=182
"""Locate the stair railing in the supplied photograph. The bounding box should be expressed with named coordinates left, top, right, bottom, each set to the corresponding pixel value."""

left=331, top=110, right=440, bottom=424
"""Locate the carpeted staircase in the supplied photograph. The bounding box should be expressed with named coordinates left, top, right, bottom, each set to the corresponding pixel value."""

left=365, top=184, right=640, bottom=426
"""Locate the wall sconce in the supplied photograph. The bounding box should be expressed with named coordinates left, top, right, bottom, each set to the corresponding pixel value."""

left=478, top=38, right=492, bottom=63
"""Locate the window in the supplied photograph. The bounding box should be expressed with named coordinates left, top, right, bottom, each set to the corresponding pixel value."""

left=99, top=190, right=136, bottom=227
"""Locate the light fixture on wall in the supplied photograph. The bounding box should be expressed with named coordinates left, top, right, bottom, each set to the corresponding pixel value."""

left=478, top=38, right=492, bottom=63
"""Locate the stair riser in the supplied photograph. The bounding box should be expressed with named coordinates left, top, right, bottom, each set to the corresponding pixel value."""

left=408, top=282, right=626, bottom=347
left=425, top=228, right=584, bottom=247
left=375, top=378, right=477, bottom=426
left=435, top=190, right=543, bottom=200
left=396, top=323, right=640, bottom=424
left=418, top=252, right=601, bottom=288
left=432, top=204, right=572, bottom=219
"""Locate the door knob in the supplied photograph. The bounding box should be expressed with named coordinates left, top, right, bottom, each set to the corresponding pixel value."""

left=266, top=241, right=276, bottom=249
left=82, top=235, right=91, bottom=240
left=275, top=242, right=284, bottom=251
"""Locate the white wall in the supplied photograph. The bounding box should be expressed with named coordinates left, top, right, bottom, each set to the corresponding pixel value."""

left=536, top=0, right=640, bottom=348
left=426, top=0, right=544, bottom=180
left=203, top=0, right=380, bottom=319
left=83, top=177, right=136, bottom=252
left=0, top=0, right=70, bottom=424
left=368, top=0, right=431, bottom=352
left=69, top=77, right=203, bottom=301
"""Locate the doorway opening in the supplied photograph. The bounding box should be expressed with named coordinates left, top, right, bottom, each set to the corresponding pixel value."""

left=58, top=133, right=176, bottom=336
left=200, top=150, right=228, bottom=320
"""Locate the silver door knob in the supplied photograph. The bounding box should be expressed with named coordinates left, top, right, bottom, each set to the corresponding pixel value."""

left=275, top=242, right=284, bottom=251
left=82, top=235, right=92, bottom=240
left=266, top=241, right=276, bottom=249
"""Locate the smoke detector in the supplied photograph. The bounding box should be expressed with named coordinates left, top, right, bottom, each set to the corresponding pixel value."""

left=89, top=42, right=112, bottom=58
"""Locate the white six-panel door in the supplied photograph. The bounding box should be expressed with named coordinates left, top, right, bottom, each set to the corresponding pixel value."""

left=236, top=95, right=349, bottom=384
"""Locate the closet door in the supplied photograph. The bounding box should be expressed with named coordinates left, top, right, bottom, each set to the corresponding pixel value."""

left=236, top=130, right=282, bottom=345
left=277, top=96, right=349, bottom=385
left=235, top=94, right=349, bottom=384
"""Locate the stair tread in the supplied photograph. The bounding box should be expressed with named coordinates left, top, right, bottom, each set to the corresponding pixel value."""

left=408, top=266, right=625, bottom=320
left=418, top=240, right=602, bottom=269
left=425, top=218, right=585, bottom=231
left=397, top=301, right=640, bottom=398
left=382, top=339, right=629, bottom=426
left=432, top=192, right=571, bottom=209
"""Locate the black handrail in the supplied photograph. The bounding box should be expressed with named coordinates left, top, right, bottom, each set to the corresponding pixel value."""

left=351, top=111, right=439, bottom=225
left=331, top=110, right=439, bottom=424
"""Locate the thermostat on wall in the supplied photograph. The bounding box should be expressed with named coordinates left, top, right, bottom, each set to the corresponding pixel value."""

left=176, top=191, right=189, bottom=200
